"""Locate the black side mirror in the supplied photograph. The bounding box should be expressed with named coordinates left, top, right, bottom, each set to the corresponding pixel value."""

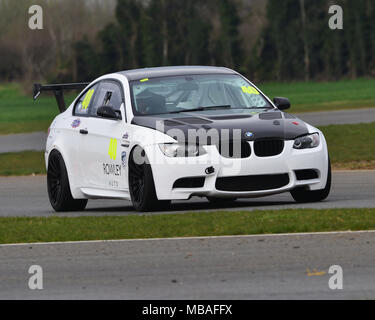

left=273, top=97, right=291, bottom=110
left=97, top=106, right=122, bottom=120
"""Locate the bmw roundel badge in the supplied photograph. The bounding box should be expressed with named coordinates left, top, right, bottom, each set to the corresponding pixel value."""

left=244, top=131, right=254, bottom=138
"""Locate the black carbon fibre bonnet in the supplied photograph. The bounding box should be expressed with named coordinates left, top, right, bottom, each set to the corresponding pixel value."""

left=131, top=109, right=309, bottom=143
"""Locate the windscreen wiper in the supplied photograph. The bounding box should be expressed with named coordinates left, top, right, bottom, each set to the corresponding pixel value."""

left=232, top=106, right=274, bottom=110
left=169, top=105, right=231, bottom=114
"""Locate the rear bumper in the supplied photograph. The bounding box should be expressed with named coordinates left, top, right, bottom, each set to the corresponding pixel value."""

left=146, top=139, right=329, bottom=200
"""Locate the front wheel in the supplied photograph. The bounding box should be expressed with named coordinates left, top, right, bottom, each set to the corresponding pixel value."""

left=129, top=147, right=171, bottom=212
left=290, top=157, right=332, bottom=203
left=47, top=150, right=87, bottom=212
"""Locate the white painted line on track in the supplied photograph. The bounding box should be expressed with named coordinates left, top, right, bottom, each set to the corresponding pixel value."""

left=1, top=229, right=375, bottom=247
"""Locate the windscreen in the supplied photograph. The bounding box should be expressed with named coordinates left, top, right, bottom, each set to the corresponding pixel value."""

left=129, top=74, right=273, bottom=115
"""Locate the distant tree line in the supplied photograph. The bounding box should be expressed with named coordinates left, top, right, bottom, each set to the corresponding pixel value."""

left=0, top=0, right=374, bottom=84
left=74, top=0, right=245, bottom=81
left=253, top=0, right=375, bottom=81
left=0, top=0, right=115, bottom=84
left=74, top=0, right=375, bottom=82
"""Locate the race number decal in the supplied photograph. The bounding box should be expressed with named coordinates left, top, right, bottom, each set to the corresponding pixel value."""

left=108, top=138, right=118, bottom=160
left=241, top=86, right=266, bottom=108
left=241, top=86, right=260, bottom=95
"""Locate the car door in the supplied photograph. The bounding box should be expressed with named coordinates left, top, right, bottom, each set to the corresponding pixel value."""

left=79, top=80, right=128, bottom=191
left=69, top=82, right=99, bottom=187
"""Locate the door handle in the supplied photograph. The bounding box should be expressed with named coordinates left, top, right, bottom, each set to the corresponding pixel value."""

left=79, top=129, right=88, bottom=135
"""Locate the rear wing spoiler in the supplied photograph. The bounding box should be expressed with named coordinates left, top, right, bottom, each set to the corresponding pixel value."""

left=33, top=82, right=90, bottom=113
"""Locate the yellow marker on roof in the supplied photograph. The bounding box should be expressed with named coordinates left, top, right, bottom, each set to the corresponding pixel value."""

left=140, top=78, right=149, bottom=82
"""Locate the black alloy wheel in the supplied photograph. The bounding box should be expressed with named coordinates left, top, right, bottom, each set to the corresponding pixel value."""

left=129, top=147, right=170, bottom=212
left=47, top=150, right=87, bottom=212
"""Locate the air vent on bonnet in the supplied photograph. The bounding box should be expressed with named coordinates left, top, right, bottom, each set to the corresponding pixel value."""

left=259, top=112, right=282, bottom=120
left=208, top=114, right=253, bottom=120
left=177, top=117, right=213, bottom=124
left=284, top=113, right=296, bottom=119
left=163, top=120, right=184, bottom=126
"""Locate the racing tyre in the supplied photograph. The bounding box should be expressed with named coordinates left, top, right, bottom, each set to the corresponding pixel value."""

left=206, top=197, right=237, bottom=204
left=290, top=157, right=331, bottom=203
left=129, top=147, right=171, bottom=212
left=47, top=150, right=88, bottom=212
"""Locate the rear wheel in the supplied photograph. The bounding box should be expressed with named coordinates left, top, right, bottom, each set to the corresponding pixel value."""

left=290, top=157, right=331, bottom=203
left=47, top=150, right=87, bottom=212
left=129, top=147, right=171, bottom=212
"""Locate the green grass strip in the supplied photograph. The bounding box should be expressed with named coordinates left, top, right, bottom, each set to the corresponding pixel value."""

left=0, top=121, right=51, bottom=135
left=261, top=78, right=375, bottom=113
left=0, top=209, right=374, bottom=244
left=0, top=83, right=75, bottom=135
left=0, top=151, right=45, bottom=176
left=323, top=122, right=375, bottom=165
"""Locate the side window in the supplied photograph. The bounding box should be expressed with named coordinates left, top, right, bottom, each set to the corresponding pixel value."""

left=74, top=84, right=98, bottom=116
left=90, top=81, right=124, bottom=117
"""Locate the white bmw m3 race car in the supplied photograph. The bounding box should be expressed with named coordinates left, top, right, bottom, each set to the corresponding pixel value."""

left=33, top=66, right=331, bottom=212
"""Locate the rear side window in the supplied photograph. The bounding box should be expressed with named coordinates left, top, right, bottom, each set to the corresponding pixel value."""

left=74, top=84, right=98, bottom=116
left=90, top=81, right=123, bottom=116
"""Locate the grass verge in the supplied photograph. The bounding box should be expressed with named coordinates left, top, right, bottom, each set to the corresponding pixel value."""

left=261, top=78, right=375, bottom=112
left=323, top=122, right=375, bottom=169
left=0, top=121, right=51, bottom=135
left=0, top=208, right=374, bottom=244
left=0, top=151, right=45, bottom=176
left=0, top=83, right=75, bottom=134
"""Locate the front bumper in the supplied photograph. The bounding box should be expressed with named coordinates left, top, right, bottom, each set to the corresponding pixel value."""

left=146, top=139, right=329, bottom=200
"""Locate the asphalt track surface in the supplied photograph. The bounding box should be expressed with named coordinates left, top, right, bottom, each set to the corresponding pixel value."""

left=1, top=108, right=374, bottom=153
left=0, top=131, right=47, bottom=153
left=296, top=108, right=375, bottom=126
left=0, top=171, right=374, bottom=217
left=0, top=231, right=374, bottom=299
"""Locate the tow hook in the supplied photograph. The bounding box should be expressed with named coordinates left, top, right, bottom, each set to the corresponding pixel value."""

left=205, top=166, right=215, bottom=175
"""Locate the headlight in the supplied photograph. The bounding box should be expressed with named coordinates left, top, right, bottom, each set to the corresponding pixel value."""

left=159, top=143, right=206, bottom=157
left=293, top=133, right=320, bottom=149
